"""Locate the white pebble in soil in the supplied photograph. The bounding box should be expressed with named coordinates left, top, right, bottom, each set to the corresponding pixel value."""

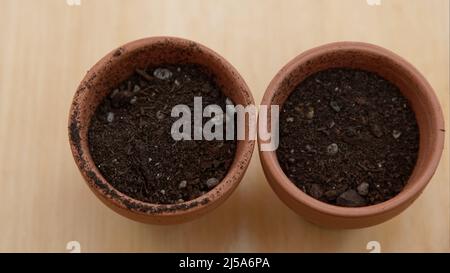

left=178, top=180, right=187, bottom=189
left=106, top=112, right=115, bottom=123
left=357, top=182, right=370, bottom=196
left=329, top=101, right=341, bottom=112
left=305, top=106, right=315, bottom=119
left=327, top=143, right=339, bottom=155
left=305, top=144, right=316, bottom=153
left=206, top=178, right=219, bottom=189
left=156, top=110, right=166, bottom=120
left=392, top=129, right=402, bottom=139
left=153, top=68, right=172, bottom=80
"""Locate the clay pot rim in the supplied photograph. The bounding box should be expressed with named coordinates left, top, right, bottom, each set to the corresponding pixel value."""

left=69, top=36, right=255, bottom=217
left=259, top=41, right=445, bottom=218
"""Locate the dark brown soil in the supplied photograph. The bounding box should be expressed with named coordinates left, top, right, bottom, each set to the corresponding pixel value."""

left=277, top=68, right=419, bottom=207
left=88, top=64, right=236, bottom=204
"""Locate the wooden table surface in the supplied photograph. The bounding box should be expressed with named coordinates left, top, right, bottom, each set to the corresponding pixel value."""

left=0, top=0, right=448, bottom=252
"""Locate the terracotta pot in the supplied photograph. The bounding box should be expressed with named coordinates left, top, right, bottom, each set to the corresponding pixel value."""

left=259, top=42, right=445, bottom=229
left=68, top=37, right=254, bottom=224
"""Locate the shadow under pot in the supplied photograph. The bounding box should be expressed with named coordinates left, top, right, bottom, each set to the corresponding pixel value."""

left=68, top=37, right=255, bottom=224
left=258, top=41, right=445, bottom=229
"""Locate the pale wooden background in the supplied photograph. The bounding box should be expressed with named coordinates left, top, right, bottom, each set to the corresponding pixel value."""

left=0, top=0, right=448, bottom=252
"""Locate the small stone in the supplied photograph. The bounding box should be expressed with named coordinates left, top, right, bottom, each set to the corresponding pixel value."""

left=305, top=106, right=315, bottom=119
left=357, top=182, right=370, bottom=196
left=288, top=158, right=295, bottom=163
left=286, top=117, right=294, bottom=122
left=336, top=190, right=367, bottom=207
left=106, top=112, right=114, bottom=123
left=324, top=190, right=338, bottom=200
left=133, top=85, right=141, bottom=92
left=327, top=143, right=339, bottom=155
left=392, top=130, right=402, bottom=139
left=160, top=189, right=166, bottom=195
left=329, top=101, right=341, bottom=112
left=148, top=157, right=152, bottom=162
left=308, top=184, right=323, bottom=199
left=177, top=198, right=185, bottom=203
left=305, top=145, right=314, bottom=152
left=206, top=178, right=219, bottom=189
left=153, top=68, right=172, bottom=80
left=178, top=180, right=187, bottom=189
left=130, top=96, right=137, bottom=104
left=370, top=124, right=383, bottom=138
left=174, top=79, right=180, bottom=86
left=156, top=110, right=166, bottom=120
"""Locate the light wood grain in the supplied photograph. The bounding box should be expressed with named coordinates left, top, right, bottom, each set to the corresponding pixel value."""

left=0, top=0, right=448, bottom=252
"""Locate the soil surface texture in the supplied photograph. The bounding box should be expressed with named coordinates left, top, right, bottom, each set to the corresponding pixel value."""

left=89, top=64, right=236, bottom=204
left=277, top=68, right=419, bottom=207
